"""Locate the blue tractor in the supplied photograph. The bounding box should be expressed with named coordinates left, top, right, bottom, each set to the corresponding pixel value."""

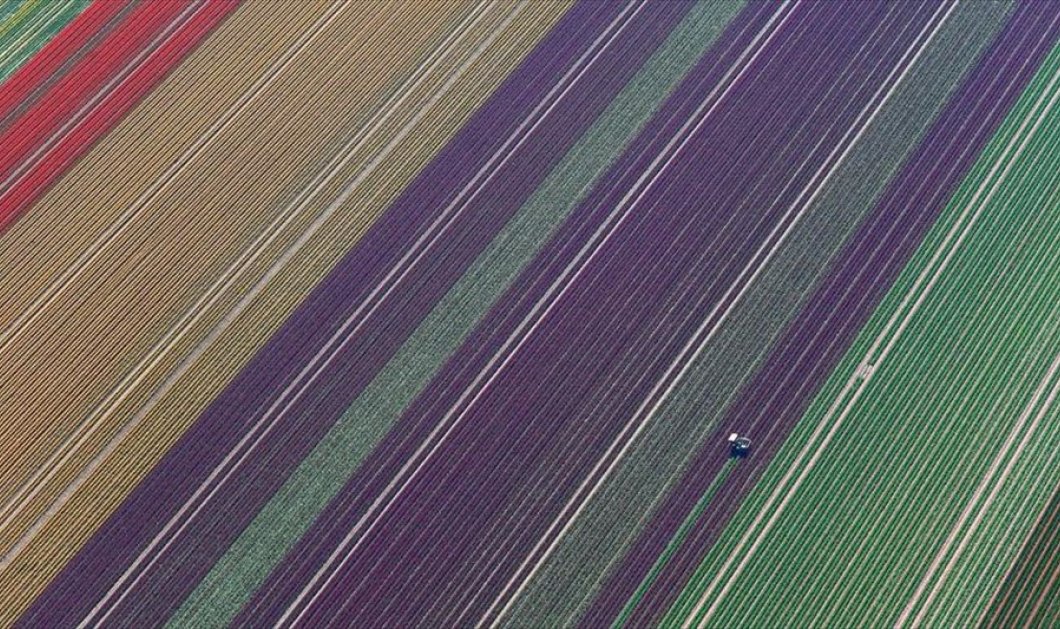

left=728, top=433, right=751, bottom=458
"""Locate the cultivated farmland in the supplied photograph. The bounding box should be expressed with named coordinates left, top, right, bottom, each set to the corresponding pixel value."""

left=667, top=39, right=1060, bottom=628
left=985, top=483, right=1060, bottom=627
left=5, top=2, right=1060, bottom=626
left=0, top=0, right=87, bottom=81
left=0, top=1, right=566, bottom=622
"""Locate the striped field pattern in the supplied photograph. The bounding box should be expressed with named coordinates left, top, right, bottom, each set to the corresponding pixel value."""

left=2, top=1, right=1060, bottom=627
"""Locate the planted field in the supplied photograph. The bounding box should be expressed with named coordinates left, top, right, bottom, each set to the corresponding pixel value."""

left=667, top=39, right=1060, bottom=628
left=0, top=0, right=567, bottom=622
left=0, top=0, right=240, bottom=231
left=3, top=1, right=1060, bottom=627
left=0, top=0, right=87, bottom=82
left=985, top=484, right=1060, bottom=627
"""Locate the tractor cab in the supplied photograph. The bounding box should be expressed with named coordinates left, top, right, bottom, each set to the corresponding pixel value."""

left=728, top=433, right=751, bottom=458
